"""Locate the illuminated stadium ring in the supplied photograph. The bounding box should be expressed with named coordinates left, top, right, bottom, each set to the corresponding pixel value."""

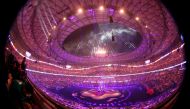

left=15, top=0, right=178, bottom=65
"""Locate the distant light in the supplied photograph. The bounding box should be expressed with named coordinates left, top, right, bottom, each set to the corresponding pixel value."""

left=99, top=6, right=104, bottom=11
left=95, top=48, right=107, bottom=57
left=145, top=25, right=148, bottom=28
left=106, top=64, right=112, bottom=67
left=135, top=17, right=140, bottom=21
left=25, top=51, right=31, bottom=58
left=48, top=33, right=51, bottom=36
left=145, top=60, right=150, bottom=64
left=66, top=65, right=72, bottom=69
left=119, top=9, right=124, bottom=14
left=6, top=47, right=9, bottom=50
left=181, top=34, right=184, bottom=41
left=52, top=25, right=56, bottom=30
left=63, top=17, right=67, bottom=21
left=77, top=8, right=83, bottom=14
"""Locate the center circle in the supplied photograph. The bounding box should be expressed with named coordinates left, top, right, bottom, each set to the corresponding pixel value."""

left=62, top=22, right=142, bottom=57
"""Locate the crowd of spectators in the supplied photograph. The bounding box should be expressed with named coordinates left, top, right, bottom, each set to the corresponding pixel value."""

left=4, top=46, right=184, bottom=109
left=25, top=45, right=184, bottom=76
left=4, top=53, right=38, bottom=109
left=27, top=66, right=183, bottom=109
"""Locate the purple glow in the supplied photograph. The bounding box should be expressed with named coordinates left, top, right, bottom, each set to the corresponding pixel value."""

left=7, top=0, right=186, bottom=108
left=108, top=8, right=114, bottom=16
left=87, top=9, right=95, bottom=16
left=68, top=15, right=76, bottom=21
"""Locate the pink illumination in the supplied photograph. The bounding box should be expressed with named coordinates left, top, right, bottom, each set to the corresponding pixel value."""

left=119, top=9, right=125, bottom=14
left=63, top=17, right=66, bottom=20
left=135, top=17, right=140, bottom=21
left=145, top=60, right=150, bottom=64
left=95, top=48, right=107, bottom=57
left=52, top=25, right=56, bottom=30
left=81, top=89, right=121, bottom=100
left=99, top=6, right=104, bottom=11
left=77, top=8, right=83, bottom=14
left=25, top=51, right=31, bottom=57
left=7, top=0, right=186, bottom=108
